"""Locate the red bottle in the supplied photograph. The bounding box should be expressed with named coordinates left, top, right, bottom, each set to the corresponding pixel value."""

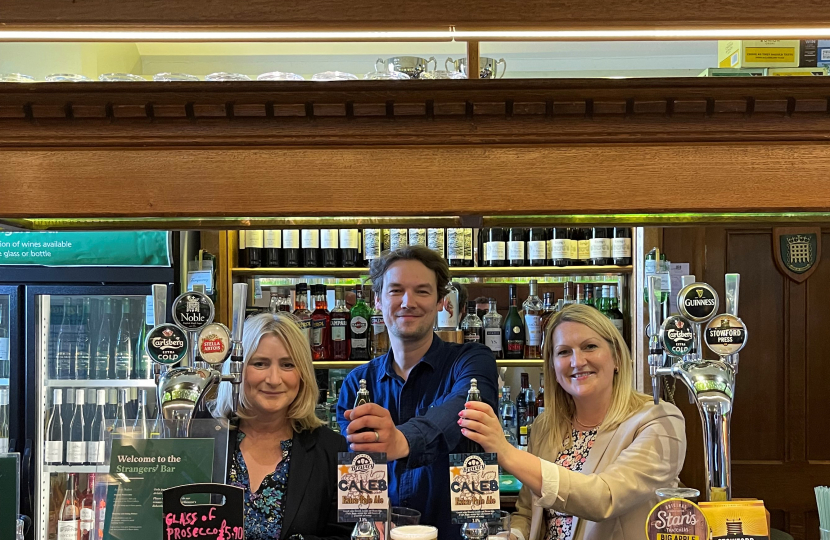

left=330, top=286, right=351, bottom=361
left=310, top=285, right=332, bottom=361
left=80, top=474, right=95, bottom=540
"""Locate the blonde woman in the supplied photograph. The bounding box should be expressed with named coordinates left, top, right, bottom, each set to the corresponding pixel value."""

left=214, top=312, right=351, bottom=540
left=459, top=304, right=686, bottom=540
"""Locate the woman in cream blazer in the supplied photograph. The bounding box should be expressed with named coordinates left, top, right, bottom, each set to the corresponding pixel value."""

left=459, top=304, right=687, bottom=540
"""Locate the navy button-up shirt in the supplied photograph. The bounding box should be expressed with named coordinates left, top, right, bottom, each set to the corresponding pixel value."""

left=337, top=335, right=498, bottom=540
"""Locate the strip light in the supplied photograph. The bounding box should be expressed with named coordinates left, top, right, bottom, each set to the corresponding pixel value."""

left=3, top=27, right=830, bottom=41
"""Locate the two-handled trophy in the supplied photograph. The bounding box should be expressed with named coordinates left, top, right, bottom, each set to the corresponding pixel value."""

left=144, top=282, right=248, bottom=438
left=646, top=258, right=748, bottom=502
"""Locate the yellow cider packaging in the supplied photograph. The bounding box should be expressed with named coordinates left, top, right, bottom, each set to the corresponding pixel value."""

left=718, top=40, right=800, bottom=68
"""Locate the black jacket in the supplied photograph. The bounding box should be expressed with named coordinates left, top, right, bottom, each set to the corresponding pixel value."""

left=227, top=419, right=353, bottom=540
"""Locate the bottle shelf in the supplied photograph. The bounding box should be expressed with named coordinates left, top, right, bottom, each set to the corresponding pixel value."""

left=313, top=358, right=543, bottom=369
left=47, top=379, right=157, bottom=388
left=45, top=464, right=109, bottom=474
left=234, top=265, right=632, bottom=279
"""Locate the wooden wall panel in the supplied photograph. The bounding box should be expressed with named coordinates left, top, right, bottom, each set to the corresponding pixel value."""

left=5, top=144, right=830, bottom=218
left=805, top=233, right=830, bottom=461
left=2, top=0, right=829, bottom=31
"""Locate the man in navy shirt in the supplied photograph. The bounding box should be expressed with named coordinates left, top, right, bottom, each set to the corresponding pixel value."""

left=337, top=246, right=498, bottom=540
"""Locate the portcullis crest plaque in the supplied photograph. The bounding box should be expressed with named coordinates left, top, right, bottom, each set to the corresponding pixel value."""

left=774, top=227, right=821, bottom=283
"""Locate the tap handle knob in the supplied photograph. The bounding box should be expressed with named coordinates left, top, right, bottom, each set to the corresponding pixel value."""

left=648, top=275, right=663, bottom=342
left=231, top=283, right=248, bottom=347
left=152, top=284, right=167, bottom=327
left=681, top=275, right=696, bottom=288
left=725, top=273, right=740, bottom=317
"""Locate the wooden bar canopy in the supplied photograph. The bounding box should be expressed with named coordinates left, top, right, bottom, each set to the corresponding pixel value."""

left=2, top=0, right=830, bottom=33
left=1, top=77, right=830, bottom=221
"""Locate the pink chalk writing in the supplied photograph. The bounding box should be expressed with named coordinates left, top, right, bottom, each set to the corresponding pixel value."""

left=164, top=507, right=244, bottom=540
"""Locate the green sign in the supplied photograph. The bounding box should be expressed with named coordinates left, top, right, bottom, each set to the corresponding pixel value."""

left=104, top=438, right=214, bottom=540
left=0, top=231, right=170, bottom=266
left=0, top=454, right=19, bottom=540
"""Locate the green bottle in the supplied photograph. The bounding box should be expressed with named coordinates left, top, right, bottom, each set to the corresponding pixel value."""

left=349, top=288, right=372, bottom=361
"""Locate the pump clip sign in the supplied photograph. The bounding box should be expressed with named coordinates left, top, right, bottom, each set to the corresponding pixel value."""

left=449, top=453, right=501, bottom=524
left=337, top=452, right=389, bottom=522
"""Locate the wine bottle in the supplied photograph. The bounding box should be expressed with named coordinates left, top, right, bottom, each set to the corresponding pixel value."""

left=112, top=388, right=129, bottom=436
left=134, top=314, right=150, bottom=380
left=363, top=229, right=382, bottom=266
left=264, top=229, right=282, bottom=267
left=446, top=228, right=465, bottom=267
left=461, top=379, right=484, bottom=454
left=93, top=299, right=112, bottom=380
left=86, top=389, right=106, bottom=465
left=55, top=297, right=73, bottom=380
left=548, top=227, right=572, bottom=267
left=507, top=228, right=527, bottom=267
left=612, top=227, right=632, bottom=266
left=67, top=389, right=86, bottom=465
left=590, top=227, right=612, bottom=266
left=282, top=230, right=301, bottom=268
left=46, top=389, right=64, bottom=465
left=57, top=473, right=80, bottom=540
left=237, top=231, right=248, bottom=267
left=340, top=229, right=360, bottom=267
left=133, top=389, right=149, bottom=439
left=114, top=299, right=132, bottom=380
left=484, top=228, right=506, bottom=267
left=503, top=284, right=525, bottom=359
left=80, top=473, right=95, bottom=540
left=246, top=230, right=263, bottom=268
left=74, top=298, right=92, bottom=380
left=528, top=228, right=548, bottom=267
left=301, top=229, right=320, bottom=267
left=321, top=229, right=339, bottom=268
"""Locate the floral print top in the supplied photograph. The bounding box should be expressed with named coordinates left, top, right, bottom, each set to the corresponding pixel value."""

left=543, top=429, right=598, bottom=540
left=229, top=431, right=293, bottom=540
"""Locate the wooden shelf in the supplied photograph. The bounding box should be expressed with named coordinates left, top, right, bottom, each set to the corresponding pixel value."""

left=234, top=265, right=631, bottom=278
left=314, top=359, right=543, bottom=369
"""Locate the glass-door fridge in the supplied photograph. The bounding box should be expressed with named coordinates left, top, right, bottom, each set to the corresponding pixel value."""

left=0, top=286, right=19, bottom=457
left=26, top=286, right=166, bottom=540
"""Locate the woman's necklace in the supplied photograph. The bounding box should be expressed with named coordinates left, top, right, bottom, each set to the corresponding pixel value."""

left=573, top=415, right=603, bottom=430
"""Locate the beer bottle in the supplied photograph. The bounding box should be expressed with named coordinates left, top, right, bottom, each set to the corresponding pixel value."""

left=353, top=379, right=373, bottom=434
left=461, top=378, right=485, bottom=454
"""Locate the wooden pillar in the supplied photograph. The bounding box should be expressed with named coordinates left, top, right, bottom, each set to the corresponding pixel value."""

left=466, top=40, right=480, bottom=79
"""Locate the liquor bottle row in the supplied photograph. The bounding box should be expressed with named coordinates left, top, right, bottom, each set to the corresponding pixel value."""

left=443, top=279, right=624, bottom=359
left=499, top=373, right=545, bottom=450
left=263, top=284, right=389, bottom=361
left=237, top=227, right=632, bottom=269
left=49, top=297, right=153, bottom=382
left=51, top=472, right=105, bottom=540
left=45, top=387, right=155, bottom=466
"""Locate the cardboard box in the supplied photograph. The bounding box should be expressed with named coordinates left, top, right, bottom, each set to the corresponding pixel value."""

left=700, top=500, right=770, bottom=540
left=718, top=40, right=801, bottom=68
left=768, top=67, right=828, bottom=76
left=698, top=68, right=767, bottom=77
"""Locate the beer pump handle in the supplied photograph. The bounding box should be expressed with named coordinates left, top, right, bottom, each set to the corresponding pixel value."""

left=152, top=284, right=167, bottom=327
left=725, top=274, right=740, bottom=317
left=647, top=275, right=663, bottom=405
left=230, top=283, right=248, bottom=412
left=681, top=275, right=696, bottom=288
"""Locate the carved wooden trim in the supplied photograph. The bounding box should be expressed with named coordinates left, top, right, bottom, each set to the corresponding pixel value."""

left=2, top=78, right=830, bottom=147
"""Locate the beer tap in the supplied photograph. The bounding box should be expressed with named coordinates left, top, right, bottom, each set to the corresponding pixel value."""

left=222, top=283, right=247, bottom=412
left=650, top=275, right=747, bottom=502
left=724, top=274, right=741, bottom=372
left=647, top=275, right=666, bottom=405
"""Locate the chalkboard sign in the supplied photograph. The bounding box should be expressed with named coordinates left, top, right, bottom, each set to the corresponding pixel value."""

left=162, top=483, right=244, bottom=540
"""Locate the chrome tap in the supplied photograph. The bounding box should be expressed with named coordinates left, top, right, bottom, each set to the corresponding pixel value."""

left=652, top=274, right=747, bottom=502
left=223, top=283, right=248, bottom=412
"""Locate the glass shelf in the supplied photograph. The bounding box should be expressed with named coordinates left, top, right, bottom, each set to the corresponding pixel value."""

left=44, top=464, right=110, bottom=474
left=313, top=358, right=543, bottom=369
left=47, top=379, right=157, bottom=388
left=0, top=379, right=9, bottom=386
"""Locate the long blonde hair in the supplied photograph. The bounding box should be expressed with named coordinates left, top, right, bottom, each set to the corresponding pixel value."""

left=213, top=312, right=322, bottom=432
left=535, top=303, right=650, bottom=452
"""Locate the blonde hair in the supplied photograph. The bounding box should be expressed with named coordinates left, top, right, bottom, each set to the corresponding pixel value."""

left=213, top=312, right=322, bottom=433
left=535, top=303, right=650, bottom=453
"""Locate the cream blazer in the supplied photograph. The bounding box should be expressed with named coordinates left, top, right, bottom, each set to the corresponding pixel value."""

left=511, top=400, right=687, bottom=540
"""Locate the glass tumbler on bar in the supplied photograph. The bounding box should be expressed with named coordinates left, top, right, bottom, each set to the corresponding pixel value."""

left=655, top=487, right=700, bottom=503
left=486, top=510, right=512, bottom=540
left=390, top=507, right=421, bottom=528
